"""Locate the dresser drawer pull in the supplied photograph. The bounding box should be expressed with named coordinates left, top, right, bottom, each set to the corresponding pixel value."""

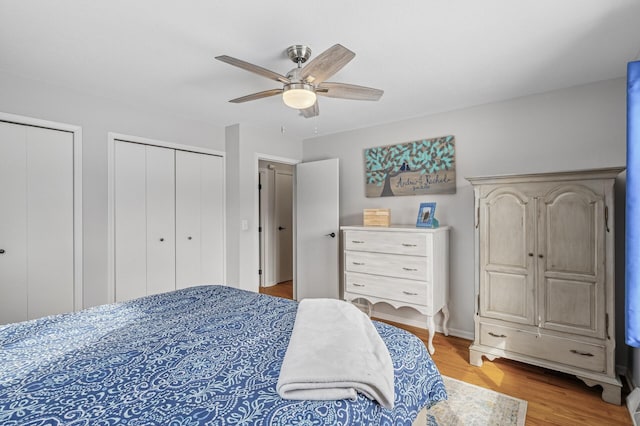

left=352, top=283, right=365, bottom=287
left=488, top=332, right=507, bottom=338
left=351, top=240, right=365, bottom=244
left=352, top=262, right=365, bottom=266
left=402, top=267, right=418, bottom=271
left=401, top=243, right=417, bottom=247
left=402, top=291, right=418, bottom=296
left=570, top=349, right=594, bottom=357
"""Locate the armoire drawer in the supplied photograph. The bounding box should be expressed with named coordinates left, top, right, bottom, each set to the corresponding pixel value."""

left=479, top=322, right=606, bottom=373
left=345, top=272, right=431, bottom=307
left=344, top=251, right=429, bottom=281
left=344, top=230, right=429, bottom=256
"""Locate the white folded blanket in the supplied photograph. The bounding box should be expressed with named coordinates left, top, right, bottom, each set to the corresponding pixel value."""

left=276, top=298, right=395, bottom=409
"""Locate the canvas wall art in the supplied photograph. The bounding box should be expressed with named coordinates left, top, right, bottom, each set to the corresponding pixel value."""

left=364, top=135, right=456, bottom=197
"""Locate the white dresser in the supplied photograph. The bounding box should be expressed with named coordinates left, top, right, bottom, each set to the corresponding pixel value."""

left=341, top=225, right=450, bottom=354
left=467, top=168, right=623, bottom=404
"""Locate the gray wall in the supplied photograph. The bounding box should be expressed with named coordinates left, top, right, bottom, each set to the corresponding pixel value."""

left=0, top=71, right=225, bottom=308
left=302, top=78, right=628, bottom=365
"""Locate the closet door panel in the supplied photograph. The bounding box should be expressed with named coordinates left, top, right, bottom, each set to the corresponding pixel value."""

left=27, top=127, right=74, bottom=319
left=0, top=122, right=28, bottom=324
left=175, top=151, right=201, bottom=289
left=114, top=141, right=147, bottom=302
left=200, top=154, right=224, bottom=284
left=145, top=145, right=175, bottom=295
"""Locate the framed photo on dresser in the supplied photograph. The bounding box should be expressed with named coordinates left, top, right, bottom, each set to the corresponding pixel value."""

left=416, top=202, right=436, bottom=227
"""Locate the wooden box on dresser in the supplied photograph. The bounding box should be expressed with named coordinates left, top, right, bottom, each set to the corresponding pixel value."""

left=467, top=167, right=624, bottom=404
left=341, top=225, right=450, bottom=355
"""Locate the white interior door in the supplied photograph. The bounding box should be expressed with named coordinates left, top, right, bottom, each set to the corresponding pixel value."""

left=145, top=145, right=176, bottom=296
left=27, top=127, right=74, bottom=320
left=176, top=151, right=224, bottom=289
left=295, top=158, right=339, bottom=300
left=275, top=171, right=293, bottom=283
left=176, top=151, right=202, bottom=289
left=199, top=154, right=225, bottom=285
left=0, top=121, right=74, bottom=324
left=0, top=122, right=28, bottom=323
left=114, top=141, right=148, bottom=302
left=259, top=168, right=276, bottom=286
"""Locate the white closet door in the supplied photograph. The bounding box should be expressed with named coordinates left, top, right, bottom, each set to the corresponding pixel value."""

left=114, top=141, right=147, bottom=302
left=176, top=151, right=224, bottom=289
left=0, top=121, right=74, bottom=324
left=0, top=122, right=28, bottom=323
left=200, top=154, right=224, bottom=284
left=145, top=145, right=176, bottom=295
left=27, top=127, right=74, bottom=319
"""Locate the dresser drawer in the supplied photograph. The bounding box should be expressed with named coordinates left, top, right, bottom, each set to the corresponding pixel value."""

left=344, top=230, right=430, bottom=256
left=479, top=322, right=605, bottom=373
left=344, top=251, right=429, bottom=281
left=345, top=272, right=432, bottom=307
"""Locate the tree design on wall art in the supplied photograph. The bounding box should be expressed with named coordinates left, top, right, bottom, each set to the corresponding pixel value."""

left=364, top=135, right=456, bottom=197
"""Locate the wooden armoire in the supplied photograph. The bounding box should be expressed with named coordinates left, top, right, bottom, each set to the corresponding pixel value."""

left=467, top=167, right=624, bottom=404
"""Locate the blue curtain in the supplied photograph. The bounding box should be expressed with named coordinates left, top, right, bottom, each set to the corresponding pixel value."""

left=628, top=60, right=640, bottom=347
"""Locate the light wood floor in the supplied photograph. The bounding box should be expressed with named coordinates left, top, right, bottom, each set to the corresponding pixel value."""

left=260, top=281, right=632, bottom=425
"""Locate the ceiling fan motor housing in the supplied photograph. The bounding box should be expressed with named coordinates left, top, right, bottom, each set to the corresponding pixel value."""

left=287, top=45, right=312, bottom=65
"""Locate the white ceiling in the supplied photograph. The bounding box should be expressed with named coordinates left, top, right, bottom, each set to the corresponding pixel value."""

left=1, top=0, right=639, bottom=140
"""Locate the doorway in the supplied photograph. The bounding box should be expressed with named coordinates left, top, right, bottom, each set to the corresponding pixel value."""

left=258, top=160, right=294, bottom=290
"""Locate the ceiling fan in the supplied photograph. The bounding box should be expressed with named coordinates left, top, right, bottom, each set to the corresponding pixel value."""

left=215, top=44, right=383, bottom=118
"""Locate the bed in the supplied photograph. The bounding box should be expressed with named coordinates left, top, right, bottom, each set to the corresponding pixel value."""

left=0, top=285, right=446, bottom=425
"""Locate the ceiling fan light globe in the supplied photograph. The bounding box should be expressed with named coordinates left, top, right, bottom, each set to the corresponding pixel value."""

left=282, top=84, right=316, bottom=109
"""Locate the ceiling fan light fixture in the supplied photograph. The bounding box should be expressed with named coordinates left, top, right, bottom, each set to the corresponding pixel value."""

left=282, top=83, right=316, bottom=109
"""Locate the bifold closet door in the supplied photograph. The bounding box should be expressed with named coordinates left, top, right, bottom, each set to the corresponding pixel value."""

left=0, top=122, right=74, bottom=324
left=175, top=151, right=224, bottom=289
left=114, top=141, right=175, bottom=302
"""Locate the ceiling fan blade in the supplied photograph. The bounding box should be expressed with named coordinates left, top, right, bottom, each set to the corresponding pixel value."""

left=300, top=44, right=355, bottom=85
left=216, top=55, right=290, bottom=84
left=300, top=101, right=319, bottom=118
left=316, top=82, right=383, bottom=101
left=229, top=89, right=283, bottom=103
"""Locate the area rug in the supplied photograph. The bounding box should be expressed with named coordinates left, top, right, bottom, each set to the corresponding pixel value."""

left=427, top=376, right=528, bottom=426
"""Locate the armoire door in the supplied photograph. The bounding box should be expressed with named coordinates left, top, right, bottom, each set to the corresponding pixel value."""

left=0, top=121, right=74, bottom=324
left=175, top=151, right=224, bottom=289
left=114, top=141, right=175, bottom=302
left=538, top=183, right=605, bottom=338
left=479, top=187, right=536, bottom=325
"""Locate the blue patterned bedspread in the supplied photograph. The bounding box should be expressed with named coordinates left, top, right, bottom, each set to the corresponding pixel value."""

left=0, top=285, right=446, bottom=425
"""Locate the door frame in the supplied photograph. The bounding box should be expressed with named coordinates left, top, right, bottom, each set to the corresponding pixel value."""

left=0, top=111, right=83, bottom=312
left=254, top=153, right=300, bottom=297
left=107, top=132, right=226, bottom=303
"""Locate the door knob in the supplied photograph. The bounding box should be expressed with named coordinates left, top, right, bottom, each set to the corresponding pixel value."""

left=278, top=226, right=286, bottom=230
left=325, top=232, right=336, bottom=238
